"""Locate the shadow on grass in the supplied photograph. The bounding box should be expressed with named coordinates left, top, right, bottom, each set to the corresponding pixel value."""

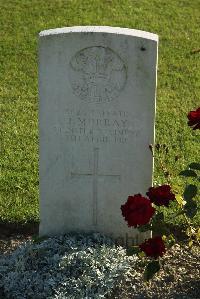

left=0, top=220, right=39, bottom=237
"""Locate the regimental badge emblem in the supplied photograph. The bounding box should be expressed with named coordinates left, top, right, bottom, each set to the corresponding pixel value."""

left=69, top=46, right=127, bottom=103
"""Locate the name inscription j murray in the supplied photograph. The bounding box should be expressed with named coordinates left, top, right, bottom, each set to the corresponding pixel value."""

left=54, top=109, right=142, bottom=144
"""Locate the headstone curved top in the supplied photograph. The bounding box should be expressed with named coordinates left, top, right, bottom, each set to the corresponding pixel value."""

left=39, top=26, right=158, bottom=245
left=39, top=25, right=158, bottom=39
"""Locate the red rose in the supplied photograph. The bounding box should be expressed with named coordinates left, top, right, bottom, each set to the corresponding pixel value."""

left=187, top=107, right=200, bottom=130
left=139, top=236, right=166, bottom=258
left=121, top=194, right=155, bottom=228
left=146, top=185, right=175, bottom=207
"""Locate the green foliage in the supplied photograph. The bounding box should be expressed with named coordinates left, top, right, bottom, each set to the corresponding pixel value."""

left=151, top=212, right=170, bottom=235
left=144, top=260, right=161, bottom=281
left=184, top=199, right=198, bottom=218
left=126, top=246, right=140, bottom=256
left=189, top=162, right=200, bottom=171
left=163, top=234, right=176, bottom=247
left=175, top=194, right=186, bottom=207
left=137, top=224, right=152, bottom=233
left=186, top=226, right=199, bottom=244
left=177, top=161, right=199, bottom=223
left=179, top=170, right=197, bottom=178
left=183, top=184, right=198, bottom=201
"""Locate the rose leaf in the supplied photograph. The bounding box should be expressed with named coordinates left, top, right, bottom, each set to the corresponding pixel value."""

left=183, top=184, right=198, bottom=201
left=144, top=260, right=161, bottom=281
left=184, top=200, right=198, bottom=218
left=189, top=162, right=200, bottom=171
left=138, top=224, right=152, bottom=232
left=126, top=246, right=140, bottom=256
left=179, top=170, right=197, bottom=177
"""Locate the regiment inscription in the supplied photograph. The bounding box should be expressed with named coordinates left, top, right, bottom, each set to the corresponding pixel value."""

left=69, top=46, right=127, bottom=103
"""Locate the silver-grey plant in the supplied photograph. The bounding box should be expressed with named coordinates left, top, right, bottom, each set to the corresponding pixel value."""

left=0, top=233, right=137, bottom=299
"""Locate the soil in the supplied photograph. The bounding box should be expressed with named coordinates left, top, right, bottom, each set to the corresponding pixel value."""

left=0, top=221, right=38, bottom=254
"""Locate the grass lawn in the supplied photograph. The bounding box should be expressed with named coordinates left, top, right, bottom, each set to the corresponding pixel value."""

left=0, top=0, right=199, bottom=228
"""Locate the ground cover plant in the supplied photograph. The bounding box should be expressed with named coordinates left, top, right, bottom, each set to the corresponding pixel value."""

left=0, top=233, right=136, bottom=299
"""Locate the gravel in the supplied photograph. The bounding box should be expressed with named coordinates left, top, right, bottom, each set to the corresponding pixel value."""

left=109, top=243, right=200, bottom=299
left=0, top=233, right=199, bottom=299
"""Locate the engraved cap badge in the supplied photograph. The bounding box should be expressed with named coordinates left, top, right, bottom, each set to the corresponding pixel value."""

left=69, top=46, right=127, bottom=103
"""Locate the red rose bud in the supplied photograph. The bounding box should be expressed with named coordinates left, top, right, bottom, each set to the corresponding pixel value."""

left=121, top=194, right=155, bottom=228
left=139, top=236, right=166, bottom=258
left=187, top=107, right=200, bottom=130
left=146, top=185, right=175, bottom=207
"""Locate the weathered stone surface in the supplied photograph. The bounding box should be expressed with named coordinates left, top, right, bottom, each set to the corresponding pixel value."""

left=39, top=26, right=158, bottom=245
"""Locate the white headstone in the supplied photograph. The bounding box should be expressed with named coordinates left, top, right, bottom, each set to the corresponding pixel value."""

left=39, top=26, right=158, bottom=245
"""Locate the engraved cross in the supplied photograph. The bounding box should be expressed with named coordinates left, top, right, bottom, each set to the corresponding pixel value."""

left=71, top=147, right=120, bottom=226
